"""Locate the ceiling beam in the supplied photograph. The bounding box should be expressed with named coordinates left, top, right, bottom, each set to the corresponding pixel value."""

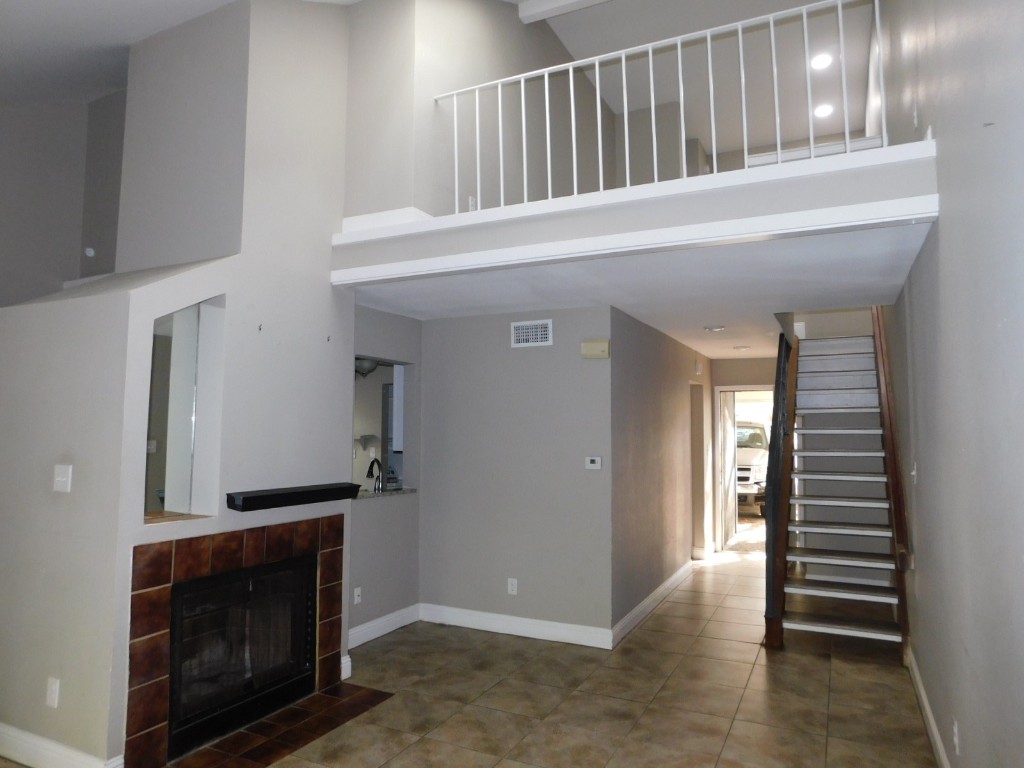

left=516, top=0, right=615, bottom=24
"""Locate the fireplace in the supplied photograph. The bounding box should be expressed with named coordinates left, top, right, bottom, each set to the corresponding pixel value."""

left=168, top=554, right=317, bottom=759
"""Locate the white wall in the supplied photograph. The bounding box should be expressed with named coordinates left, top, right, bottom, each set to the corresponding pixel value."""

left=419, top=308, right=613, bottom=629
left=0, top=104, right=87, bottom=306
left=609, top=308, right=709, bottom=624
left=883, top=0, right=1024, bottom=764
left=80, top=91, right=126, bottom=278
left=0, top=292, right=129, bottom=757
left=116, top=1, right=250, bottom=273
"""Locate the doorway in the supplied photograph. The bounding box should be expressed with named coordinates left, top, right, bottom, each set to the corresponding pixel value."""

left=715, top=386, right=773, bottom=552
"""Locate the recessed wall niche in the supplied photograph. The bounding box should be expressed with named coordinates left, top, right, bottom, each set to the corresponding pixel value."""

left=145, top=295, right=225, bottom=520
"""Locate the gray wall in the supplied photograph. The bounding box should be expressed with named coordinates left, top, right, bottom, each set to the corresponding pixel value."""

left=711, top=357, right=776, bottom=388
left=420, top=308, right=613, bottom=628
left=610, top=308, right=709, bottom=624
left=350, top=307, right=423, bottom=629
left=0, top=292, right=129, bottom=757
left=0, top=104, right=87, bottom=306
left=80, top=91, right=126, bottom=278
left=883, top=0, right=1024, bottom=764
left=116, top=1, right=249, bottom=272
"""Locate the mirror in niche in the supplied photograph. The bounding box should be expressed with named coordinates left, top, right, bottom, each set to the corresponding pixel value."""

left=353, top=358, right=405, bottom=493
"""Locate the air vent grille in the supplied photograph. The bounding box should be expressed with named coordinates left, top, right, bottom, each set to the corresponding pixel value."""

left=511, top=319, right=553, bottom=347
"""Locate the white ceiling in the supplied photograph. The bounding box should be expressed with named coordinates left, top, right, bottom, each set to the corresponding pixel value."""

left=353, top=222, right=932, bottom=359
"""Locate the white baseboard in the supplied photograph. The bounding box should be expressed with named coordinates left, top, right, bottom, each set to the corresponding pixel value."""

left=691, top=547, right=708, bottom=560
left=0, top=723, right=122, bottom=768
left=419, top=604, right=614, bottom=649
left=341, top=654, right=352, bottom=680
left=907, top=646, right=950, bottom=768
left=611, top=562, right=694, bottom=647
left=337, top=207, right=431, bottom=237
left=348, top=605, right=421, bottom=649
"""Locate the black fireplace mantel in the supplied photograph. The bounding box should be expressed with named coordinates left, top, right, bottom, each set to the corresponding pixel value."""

left=226, top=482, right=360, bottom=512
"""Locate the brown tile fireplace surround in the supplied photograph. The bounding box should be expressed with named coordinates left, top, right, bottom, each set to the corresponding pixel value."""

left=126, top=514, right=345, bottom=767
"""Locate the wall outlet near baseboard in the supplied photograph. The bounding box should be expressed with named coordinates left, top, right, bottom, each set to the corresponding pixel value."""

left=353, top=587, right=362, bottom=605
left=507, top=578, right=517, bottom=596
left=46, top=677, right=59, bottom=708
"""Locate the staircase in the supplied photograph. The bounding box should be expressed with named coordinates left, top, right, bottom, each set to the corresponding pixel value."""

left=766, top=313, right=909, bottom=647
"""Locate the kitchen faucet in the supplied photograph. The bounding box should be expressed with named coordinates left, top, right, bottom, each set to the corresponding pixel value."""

left=365, top=458, right=383, bottom=493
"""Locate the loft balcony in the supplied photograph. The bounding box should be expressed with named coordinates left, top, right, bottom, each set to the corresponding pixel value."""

left=331, top=0, right=937, bottom=357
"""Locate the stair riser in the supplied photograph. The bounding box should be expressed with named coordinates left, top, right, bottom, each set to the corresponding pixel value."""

left=798, top=372, right=878, bottom=389
left=798, top=354, right=877, bottom=373
left=782, top=622, right=901, bottom=642
left=799, top=337, right=875, bottom=356
left=785, top=587, right=898, bottom=604
left=797, top=391, right=880, bottom=409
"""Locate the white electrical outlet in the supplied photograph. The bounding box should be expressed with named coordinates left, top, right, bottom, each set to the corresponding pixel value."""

left=53, top=464, right=72, bottom=493
left=46, top=677, right=60, bottom=709
left=354, top=587, right=362, bottom=605
left=507, top=578, right=517, bottom=596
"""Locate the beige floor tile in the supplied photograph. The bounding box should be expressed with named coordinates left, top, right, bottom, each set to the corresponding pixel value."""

left=828, top=702, right=932, bottom=752
left=735, top=686, right=829, bottom=735
left=718, top=719, right=827, bottom=768
left=511, top=654, right=602, bottom=689
left=605, top=737, right=718, bottom=767
left=402, top=668, right=503, bottom=703
left=825, top=735, right=937, bottom=767
left=640, top=613, right=708, bottom=635
left=652, top=677, right=744, bottom=719
left=627, top=703, right=732, bottom=755
left=266, top=758, right=323, bottom=768
left=665, top=589, right=727, bottom=606
left=685, top=636, right=761, bottom=664
left=620, top=629, right=697, bottom=655
left=577, top=665, right=666, bottom=703
left=719, top=594, right=766, bottom=611
left=543, top=690, right=646, bottom=738
left=346, top=652, right=428, bottom=692
left=539, top=643, right=611, bottom=667
left=507, top=722, right=621, bottom=768
left=426, top=704, right=536, bottom=756
left=494, top=761, right=537, bottom=768
left=602, top=644, right=684, bottom=677
left=445, top=646, right=535, bottom=677
left=670, top=655, right=753, bottom=688
left=293, top=723, right=419, bottom=768
left=383, top=738, right=501, bottom=768
left=829, top=656, right=921, bottom=712
left=654, top=600, right=719, bottom=619
left=709, top=606, right=765, bottom=626
left=472, top=678, right=570, bottom=719
left=746, top=662, right=830, bottom=703
left=755, top=645, right=832, bottom=673
left=699, top=620, right=765, bottom=644
left=351, top=690, right=464, bottom=735
left=726, top=581, right=768, bottom=598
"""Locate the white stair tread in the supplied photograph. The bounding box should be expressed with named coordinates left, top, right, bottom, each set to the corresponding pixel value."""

left=789, top=521, right=893, bottom=537
left=785, top=577, right=898, bottom=604
left=797, top=386, right=879, bottom=394
left=794, top=449, right=885, bottom=458
left=794, top=428, right=883, bottom=435
left=782, top=612, right=901, bottom=641
left=792, top=471, right=887, bottom=482
left=796, top=406, right=881, bottom=415
left=791, top=495, right=890, bottom=508
left=786, top=548, right=896, bottom=569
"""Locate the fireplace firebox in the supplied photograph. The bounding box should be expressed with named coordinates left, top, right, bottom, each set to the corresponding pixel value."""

left=168, top=553, right=317, bottom=759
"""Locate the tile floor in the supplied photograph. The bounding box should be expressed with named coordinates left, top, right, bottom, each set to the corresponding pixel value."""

left=269, top=551, right=937, bottom=768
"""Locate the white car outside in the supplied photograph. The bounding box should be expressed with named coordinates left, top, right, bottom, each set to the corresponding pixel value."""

left=736, top=421, right=769, bottom=512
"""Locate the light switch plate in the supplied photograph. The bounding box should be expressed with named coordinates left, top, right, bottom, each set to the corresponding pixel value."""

left=585, top=456, right=602, bottom=470
left=53, top=464, right=72, bottom=493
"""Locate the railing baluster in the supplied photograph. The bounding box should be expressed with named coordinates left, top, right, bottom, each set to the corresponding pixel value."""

left=738, top=24, right=748, bottom=169
left=622, top=53, right=630, bottom=187
left=545, top=71, right=552, bottom=200
left=474, top=88, right=481, bottom=209
left=596, top=61, right=605, bottom=191
left=706, top=31, right=717, bottom=174
left=498, top=82, right=505, bottom=208
left=769, top=17, right=782, bottom=164
left=453, top=94, right=460, bottom=213
left=521, top=78, right=527, bottom=203
left=649, top=46, right=658, bottom=183
left=874, top=0, right=889, bottom=145
left=678, top=39, right=687, bottom=178
left=803, top=9, right=816, bottom=158
left=570, top=65, right=578, bottom=195
left=837, top=0, right=851, bottom=153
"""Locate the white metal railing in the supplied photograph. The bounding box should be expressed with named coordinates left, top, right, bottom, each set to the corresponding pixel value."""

left=435, top=0, right=888, bottom=216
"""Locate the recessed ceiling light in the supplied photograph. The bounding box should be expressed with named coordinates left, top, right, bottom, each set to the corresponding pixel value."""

left=814, top=104, right=834, bottom=118
left=733, top=345, right=751, bottom=351
left=704, top=325, right=726, bottom=332
left=810, top=53, right=833, bottom=70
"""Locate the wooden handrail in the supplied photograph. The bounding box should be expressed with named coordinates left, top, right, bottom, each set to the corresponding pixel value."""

left=764, top=334, right=798, bottom=648
left=871, top=306, right=910, bottom=643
